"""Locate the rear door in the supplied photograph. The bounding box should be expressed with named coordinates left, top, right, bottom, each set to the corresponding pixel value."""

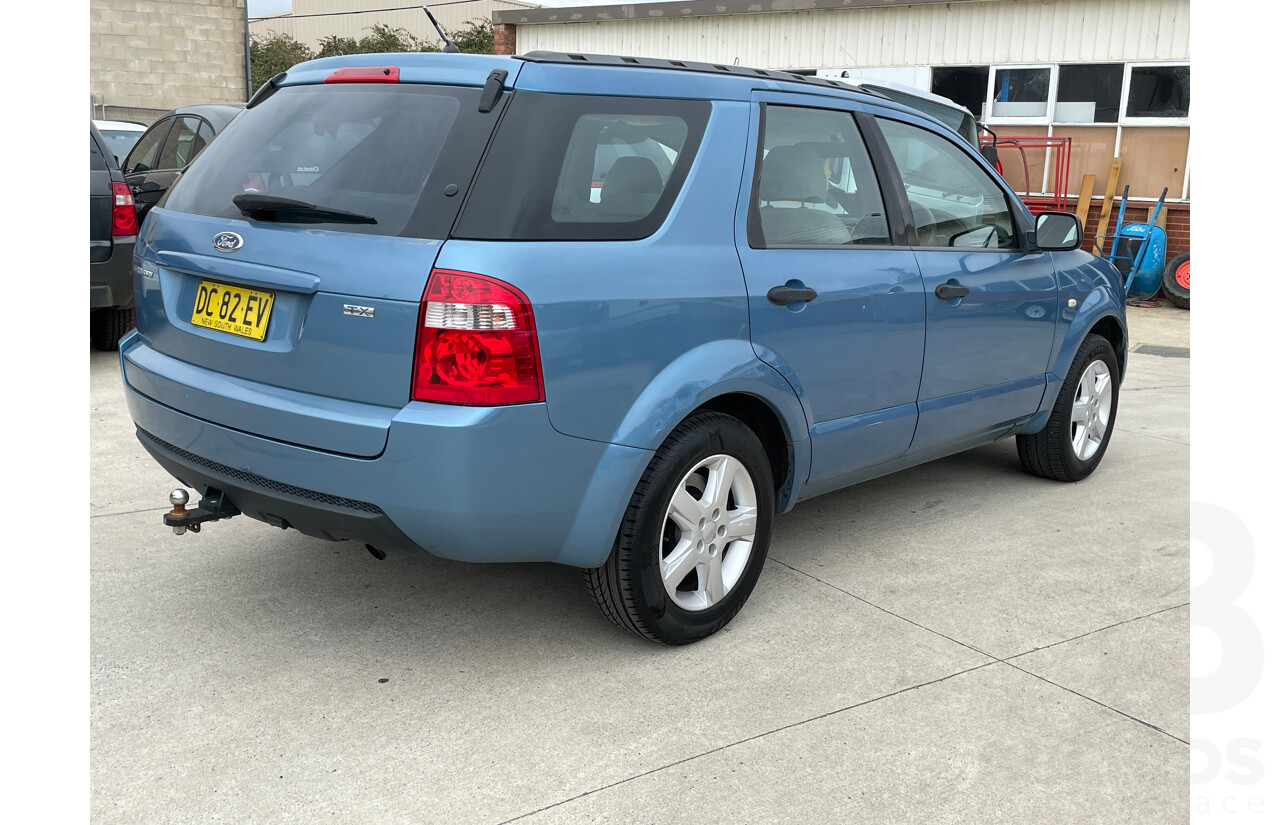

left=871, top=115, right=1058, bottom=454
left=128, top=78, right=512, bottom=456
left=736, top=94, right=926, bottom=494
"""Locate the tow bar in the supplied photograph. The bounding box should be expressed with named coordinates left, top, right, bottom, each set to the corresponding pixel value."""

left=164, top=488, right=241, bottom=535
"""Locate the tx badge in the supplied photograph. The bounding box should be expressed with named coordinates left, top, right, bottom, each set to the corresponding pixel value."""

left=343, top=304, right=375, bottom=318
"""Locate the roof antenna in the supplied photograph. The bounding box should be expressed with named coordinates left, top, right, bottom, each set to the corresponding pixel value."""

left=422, top=6, right=461, bottom=53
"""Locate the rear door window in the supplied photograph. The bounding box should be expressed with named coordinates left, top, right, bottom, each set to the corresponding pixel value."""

left=163, top=83, right=500, bottom=239
left=124, top=119, right=169, bottom=175
left=156, top=116, right=203, bottom=170
left=455, top=93, right=710, bottom=241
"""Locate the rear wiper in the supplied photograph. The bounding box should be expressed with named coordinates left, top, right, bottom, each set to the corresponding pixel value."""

left=232, top=193, right=377, bottom=224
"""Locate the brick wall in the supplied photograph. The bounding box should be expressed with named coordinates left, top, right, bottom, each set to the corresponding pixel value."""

left=1061, top=198, right=1191, bottom=258
left=494, top=23, right=516, bottom=56
left=91, top=0, right=247, bottom=111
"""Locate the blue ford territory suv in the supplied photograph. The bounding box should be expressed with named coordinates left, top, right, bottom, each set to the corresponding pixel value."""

left=120, top=52, right=1127, bottom=644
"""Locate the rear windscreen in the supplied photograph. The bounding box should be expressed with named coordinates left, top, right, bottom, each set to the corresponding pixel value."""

left=454, top=93, right=710, bottom=241
left=163, top=83, right=500, bottom=238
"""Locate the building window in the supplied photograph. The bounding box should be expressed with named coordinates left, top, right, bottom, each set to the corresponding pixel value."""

left=1056, top=63, right=1124, bottom=123
left=931, top=66, right=989, bottom=120
left=1126, top=65, right=1190, bottom=118
left=990, top=67, right=1051, bottom=119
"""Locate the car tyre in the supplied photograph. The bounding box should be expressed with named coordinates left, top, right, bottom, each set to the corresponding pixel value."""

left=1162, top=251, right=1190, bottom=310
left=90, top=307, right=135, bottom=352
left=1017, top=333, right=1119, bottom=482
left=586, top=411, right=774, bottom=645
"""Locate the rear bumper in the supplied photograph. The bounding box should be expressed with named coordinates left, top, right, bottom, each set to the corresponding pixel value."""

left=120, top=334, right=653, bottom=567
left=91, top=236, right=136, bottom=309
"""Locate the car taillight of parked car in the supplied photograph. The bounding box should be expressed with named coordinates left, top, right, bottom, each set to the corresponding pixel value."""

left=412, top=269, right=544, bottom=405
left=111, top=181, right=138, bottom=236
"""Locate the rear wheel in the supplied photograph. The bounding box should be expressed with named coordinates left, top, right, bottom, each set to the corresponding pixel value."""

left=1162, top=252, right=1190, bottom=310
left=1017, top=333, right=1119, bottom=481
left=90, top=307, right=135, bottom=352
left=586, top=411, right=774, bottom=645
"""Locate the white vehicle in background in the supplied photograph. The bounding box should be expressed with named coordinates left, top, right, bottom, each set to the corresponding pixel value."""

left=93, top=119, right=147, bottom=166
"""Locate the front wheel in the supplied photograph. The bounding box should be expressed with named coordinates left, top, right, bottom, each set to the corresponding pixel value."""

left=1017, top=333, right=1119, bottom=482
left=586, top=411, right=775, bottom=645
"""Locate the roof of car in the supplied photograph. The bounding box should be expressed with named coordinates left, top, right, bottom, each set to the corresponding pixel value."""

left=92, top=119, right=146, bottom=131
left=165, top=103, right=245, bottom=130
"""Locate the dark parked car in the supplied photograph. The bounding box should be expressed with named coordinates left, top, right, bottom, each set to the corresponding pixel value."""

left=121, top=104, right=243, bottom=224
left=90, top=123, right=138, bottom=351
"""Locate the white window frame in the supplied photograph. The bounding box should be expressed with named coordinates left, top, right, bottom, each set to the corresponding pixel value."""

left=1120, top=61, right=1191, bottom=127
left=983, top=63, right=1056, bottom=126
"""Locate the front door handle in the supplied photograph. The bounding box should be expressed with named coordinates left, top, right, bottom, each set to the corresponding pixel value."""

left=767, top=285, right=818, bottom=306
left=935, top=282, right=971, bottom=300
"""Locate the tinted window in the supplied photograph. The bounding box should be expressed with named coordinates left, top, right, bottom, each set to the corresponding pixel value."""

left=125, top=119, right=169, bottom=175
left=165, top=84, right=492, bottom=239
left=877, top=118, right=1017, bottom=250
left=455, top=93, right=710, bottom=242
left=750, top=105, right=889, bottom=247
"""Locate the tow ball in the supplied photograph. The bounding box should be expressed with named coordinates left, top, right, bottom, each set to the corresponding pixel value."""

left=164, top=488, right=241, bottom=535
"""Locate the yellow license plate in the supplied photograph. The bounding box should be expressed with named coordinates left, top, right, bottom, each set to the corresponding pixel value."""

left=190, top=280, right=275, bottom=341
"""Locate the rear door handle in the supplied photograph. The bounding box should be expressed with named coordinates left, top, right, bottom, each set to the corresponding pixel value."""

left=767, top=285, right=818, bottom=306
left=934, top=282, right=971, bottom=300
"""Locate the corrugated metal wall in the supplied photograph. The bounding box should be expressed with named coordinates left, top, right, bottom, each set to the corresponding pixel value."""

left=251, top=0, right=533, bottom=49
left=515, top=0, right=1190, bottom=69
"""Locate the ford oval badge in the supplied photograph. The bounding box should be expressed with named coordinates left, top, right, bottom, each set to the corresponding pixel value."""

left=212, top=232, right=243, bottom=253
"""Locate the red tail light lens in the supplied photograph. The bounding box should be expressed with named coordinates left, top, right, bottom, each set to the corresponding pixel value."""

left=111, top=181, right=137, bottom=236
left=412, top=269, right=544, bottom=405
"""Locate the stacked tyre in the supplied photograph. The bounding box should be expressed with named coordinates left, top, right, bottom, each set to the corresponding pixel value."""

left=1163, top=252, right=1190, bottom=310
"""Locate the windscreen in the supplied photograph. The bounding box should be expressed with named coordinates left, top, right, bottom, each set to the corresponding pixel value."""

left=164, top=83, right=492, bottom=238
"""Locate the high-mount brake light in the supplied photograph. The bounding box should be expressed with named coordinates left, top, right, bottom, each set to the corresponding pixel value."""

left=412, top=269, right=544, bottom=406
left=111, top=181, right=137, bottom=236
left=324, top=66, right=400, bottom=84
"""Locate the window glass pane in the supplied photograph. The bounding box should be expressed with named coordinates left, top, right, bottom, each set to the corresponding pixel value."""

left=754, top=106, right=888, bottom=246
left=167, top=84, right=473, bottom=238
left=454, top=93, right=710, bottom=242
left=1127, top=65, right=1190, bottom=117
left=552, top=115, right=689, bottom=222
left=124, top=120, right=167, bottom=175
left=156, top=117, right=200, bottom=170
left=1056, top=63, right=1124, bottom=123
left=931, top=66, right=989, bottom=122
left=991, top=68, right=1050, bottom=118
left=877, top=118, right=1017, bottom=250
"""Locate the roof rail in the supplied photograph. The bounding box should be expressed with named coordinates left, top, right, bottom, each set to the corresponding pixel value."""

left=517, top=51, right=889, bottom=99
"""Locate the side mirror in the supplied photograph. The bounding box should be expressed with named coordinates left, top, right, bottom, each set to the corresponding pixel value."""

left=1035, top=211, right=1082, bottom=251
left=981, top=145, right=1000, bottom=168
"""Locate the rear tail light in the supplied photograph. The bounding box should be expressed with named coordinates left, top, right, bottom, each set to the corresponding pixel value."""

left=111, top=181, right=137, bottom=236
left=412, top=269, right=544, bottom=405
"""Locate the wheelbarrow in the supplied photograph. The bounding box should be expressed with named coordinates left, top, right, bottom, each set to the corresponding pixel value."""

left=1106, top=186, right=1169, bottom=301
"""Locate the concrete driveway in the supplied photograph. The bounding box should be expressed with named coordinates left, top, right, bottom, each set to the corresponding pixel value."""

left=91, top=305, right=1189, bottom=824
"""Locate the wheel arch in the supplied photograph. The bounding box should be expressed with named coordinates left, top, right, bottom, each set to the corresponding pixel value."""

left=692, top=392, right=797, bottom=513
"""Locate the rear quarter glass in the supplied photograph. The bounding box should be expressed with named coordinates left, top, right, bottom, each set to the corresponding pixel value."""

left=454, top=93, right=711, bottom=241
left=162, top=84, right=503, bottom=239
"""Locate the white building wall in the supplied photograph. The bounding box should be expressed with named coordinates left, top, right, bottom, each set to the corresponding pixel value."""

left=515, top=0, right=1190, bottom=70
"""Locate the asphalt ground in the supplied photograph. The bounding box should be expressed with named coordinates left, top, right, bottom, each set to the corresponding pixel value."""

left=90, top=303, right=1190, bottom=824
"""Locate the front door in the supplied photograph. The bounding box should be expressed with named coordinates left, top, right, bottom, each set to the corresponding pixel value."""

left=872, top=116, right=1059, bottom=455
left=736, top=97, right=927, bottom=495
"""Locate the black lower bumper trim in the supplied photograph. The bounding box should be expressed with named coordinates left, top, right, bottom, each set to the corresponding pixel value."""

left=137, top=427, right=422, bottom=554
